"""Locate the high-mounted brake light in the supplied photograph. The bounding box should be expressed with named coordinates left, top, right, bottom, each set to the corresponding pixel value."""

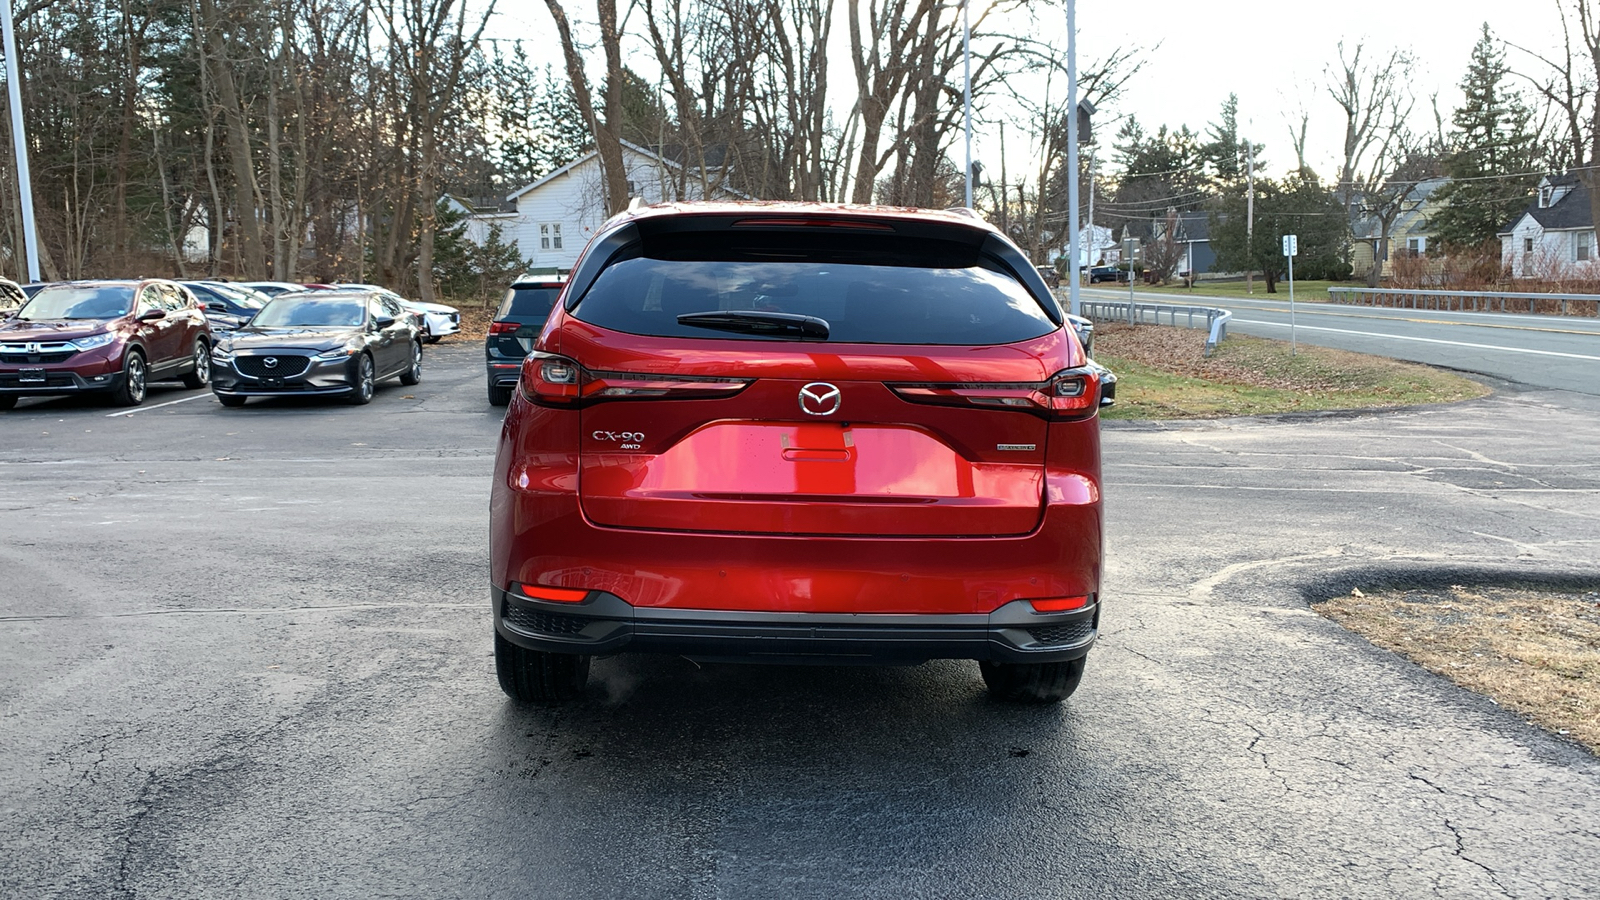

left=521, top=352, right=753, bottom=407
left=887, top=366, right=1100, bottom=421
left=730, top=217, right=895, bottom=231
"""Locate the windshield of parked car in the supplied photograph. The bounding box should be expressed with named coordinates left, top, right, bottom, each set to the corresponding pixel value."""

left=17, top=285, right=135, bottom=320
left=573, top=258, right=1054, bottom=345
left=250, top=297, right=366, bottom=328
left=200, top=283, right=268, bottom=310
left=497, top=285, right=562, bottom=321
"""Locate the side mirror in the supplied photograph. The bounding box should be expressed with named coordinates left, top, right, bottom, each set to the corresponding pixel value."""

left=373, top=315, right=396, bottom=329
left=137, top=308, right=166, bottom=322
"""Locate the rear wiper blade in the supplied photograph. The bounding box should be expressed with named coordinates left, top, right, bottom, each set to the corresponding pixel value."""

left=676, top=310, right=830, bottom=340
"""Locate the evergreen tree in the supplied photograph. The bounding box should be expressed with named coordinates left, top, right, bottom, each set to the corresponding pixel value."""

left=1109, top=118, right=1206, bottom=243
left=1203, top=94, right=1243, bottom=184
left=1209, top=171, right=1350, bottom=292
left=1430, top=24, right=1540, bottom=248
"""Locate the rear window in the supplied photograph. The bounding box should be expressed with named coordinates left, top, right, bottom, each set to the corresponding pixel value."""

left=571, top=259, right=1055, bottom=345
left=498, top=285, right=562, bottom=321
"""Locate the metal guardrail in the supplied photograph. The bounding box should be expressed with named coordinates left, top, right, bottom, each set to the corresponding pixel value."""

left=1079, top=300, right=1232, bottom=356
left=1328, top=286, right=1600, bottom=316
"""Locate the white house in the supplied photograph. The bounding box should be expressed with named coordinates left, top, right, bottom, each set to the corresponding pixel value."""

left=1500, top=173, right=1597, bottom=279
left=480, top=141, right=747, bottom=272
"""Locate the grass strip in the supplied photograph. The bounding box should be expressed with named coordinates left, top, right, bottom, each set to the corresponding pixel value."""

left=1094, top=323, right=1489, bottom=420
left=1315, top=586, right=1600, bottom=754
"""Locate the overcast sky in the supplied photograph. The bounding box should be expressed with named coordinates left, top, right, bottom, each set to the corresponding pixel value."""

left=488, top=0, right=1566, bottom=185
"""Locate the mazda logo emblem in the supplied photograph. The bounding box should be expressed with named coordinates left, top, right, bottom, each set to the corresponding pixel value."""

left=798, top=382, right=841, bottom=416
left=262, top=357, right=279, bottom=369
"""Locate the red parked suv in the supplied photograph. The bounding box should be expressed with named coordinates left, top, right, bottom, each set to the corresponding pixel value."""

left=490, top=204, right=1107, bottom=703
left=0, top=280, right=212, bottom=409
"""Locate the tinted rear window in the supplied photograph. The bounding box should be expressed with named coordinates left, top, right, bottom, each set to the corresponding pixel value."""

left=571, top=258, right=1054, bottom=345
left=498, top=286, right=562, bottom=321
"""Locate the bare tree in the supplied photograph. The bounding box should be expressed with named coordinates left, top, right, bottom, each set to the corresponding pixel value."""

left=1327, top=41, right=1416, bottom=216
left=1507, top=4, right=1594, bottom=172
left=543, top=0, right=628, bottom=217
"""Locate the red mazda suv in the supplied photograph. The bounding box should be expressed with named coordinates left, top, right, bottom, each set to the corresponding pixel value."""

left=490, top=203, right=1106, bottom=703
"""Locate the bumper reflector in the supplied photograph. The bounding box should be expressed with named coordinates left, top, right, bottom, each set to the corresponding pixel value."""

left=1030, top=596, right=1089, bottom=613
left=515, top=583, right=590, bottom=603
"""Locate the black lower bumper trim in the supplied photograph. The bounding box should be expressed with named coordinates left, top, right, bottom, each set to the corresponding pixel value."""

left=492, top=586, right=1097, bottom=664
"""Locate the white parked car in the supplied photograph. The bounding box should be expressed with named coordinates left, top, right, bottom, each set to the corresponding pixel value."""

left=333, top=284, right=459, bottom=343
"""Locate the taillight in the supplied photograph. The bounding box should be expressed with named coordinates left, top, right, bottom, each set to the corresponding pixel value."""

left=521, top=352, right=752, bottom=407
left=488, top=320, right=519, bottom=335
left=887, top=366, right=1100, bottom=421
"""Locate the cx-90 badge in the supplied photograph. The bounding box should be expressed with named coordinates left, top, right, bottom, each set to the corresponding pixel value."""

left=798, top=382, right=841, bottom=416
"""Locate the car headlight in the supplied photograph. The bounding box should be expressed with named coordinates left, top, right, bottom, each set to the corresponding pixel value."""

left=211, top=344, right=233, bottom=359
left=315, top=346, right=358, bottom=360
left=70, top=332, right=116, bottom=350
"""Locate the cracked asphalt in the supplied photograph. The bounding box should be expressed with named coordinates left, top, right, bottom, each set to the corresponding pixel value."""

left=2, top=345, right=1598, bottom=898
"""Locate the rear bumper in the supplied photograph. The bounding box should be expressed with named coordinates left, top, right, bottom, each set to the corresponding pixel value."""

left=493, top=585, right=1098, bottom=664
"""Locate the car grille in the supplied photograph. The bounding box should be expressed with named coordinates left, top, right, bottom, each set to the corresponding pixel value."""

left=502, top=603, right=592, bottom=636
left=234, top=354, right=311, bottom=378
left=1027, top=621, right=1095, bottom=646
left=0, top=350, right=76, bottom=364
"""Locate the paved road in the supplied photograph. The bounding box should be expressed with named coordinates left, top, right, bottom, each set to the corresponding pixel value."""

left=1081, top=287, right=1600, bottom=395
left=3, top=346, right=1599, bottom=898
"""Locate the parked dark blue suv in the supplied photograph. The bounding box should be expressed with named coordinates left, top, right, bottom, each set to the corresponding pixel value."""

left=486, top=274, right=566, bottom=406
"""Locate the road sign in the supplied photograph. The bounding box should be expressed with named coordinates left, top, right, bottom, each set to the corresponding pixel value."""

left=1282, top=234, right=1298, bottom=257
left=1121, top=237, right=1140, bottom=261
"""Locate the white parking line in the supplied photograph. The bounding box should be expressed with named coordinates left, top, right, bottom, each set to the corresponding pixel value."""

left=105, top=393, right=215, bottom=417
left=1231, top=319, right=1600, bottom=362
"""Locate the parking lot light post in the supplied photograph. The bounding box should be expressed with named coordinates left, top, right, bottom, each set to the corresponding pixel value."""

left=1065, top=0, right=1080, bottom=317
left=2, top=0, right=40, bottom=282
left=963, top=0, right=972, bottom=209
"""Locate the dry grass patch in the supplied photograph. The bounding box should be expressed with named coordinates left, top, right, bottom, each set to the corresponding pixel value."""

left=1094, top=323, right=1489, bottom=419
left=1315, top=586, right=1600, bottom=753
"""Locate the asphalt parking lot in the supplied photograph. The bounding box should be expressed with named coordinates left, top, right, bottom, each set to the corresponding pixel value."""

left=3, top=345, right=1599, bottom=898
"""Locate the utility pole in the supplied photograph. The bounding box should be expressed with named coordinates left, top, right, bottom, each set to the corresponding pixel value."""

left=999, top=122, right=1008, bottom=236
left=1245, top=139, right=1255, bottom=295
left=2, top=0, right=40, bottom=282
left=1085, top=148, right=1095, bottom=273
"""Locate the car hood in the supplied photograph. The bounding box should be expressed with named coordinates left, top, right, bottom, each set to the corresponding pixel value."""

left=221, top=327, right=358, bottom=353
left=0, top=319, right=112, bottom=342
left=398, top=299, right=458, bottom=313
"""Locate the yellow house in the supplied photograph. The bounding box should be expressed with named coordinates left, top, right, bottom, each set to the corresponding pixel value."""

left=1350, top=177, right=1448, bottom=282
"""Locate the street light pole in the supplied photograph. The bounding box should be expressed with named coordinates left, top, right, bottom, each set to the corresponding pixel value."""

left=1, top=0, right=40, bottom=282
left=960, top=0, right=972, bottom=208
left=1065, top=0, right=1080, bottom=317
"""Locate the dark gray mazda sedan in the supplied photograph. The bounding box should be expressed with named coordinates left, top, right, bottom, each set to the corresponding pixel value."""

left=210, top=290, right=422, bottom=407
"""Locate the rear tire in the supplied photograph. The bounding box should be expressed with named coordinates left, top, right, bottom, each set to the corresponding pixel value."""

left=495, top=630, right=590, bottom=702
left=217, top=394, right=247, bottom=408
left=980, top=656, right=1086, bottom=703
left=488, top=383, right=512, bottom=407
left=180, top=338, right=211, bottom=389
left=0, top=395, right=16, bottom=410
left=108, top=350, right=147, bottom=407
